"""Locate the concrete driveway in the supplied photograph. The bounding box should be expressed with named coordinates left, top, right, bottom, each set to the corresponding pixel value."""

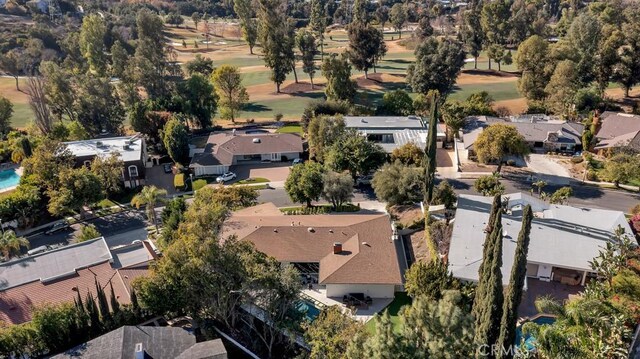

left=525, top=154, right=572, bottom=185
left=145, top=165, right=178, bottom=194
left=231, top=162, right=291, bottom=182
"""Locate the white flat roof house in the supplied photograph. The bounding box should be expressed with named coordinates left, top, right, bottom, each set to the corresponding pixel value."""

left=448, top=193, right=632, bottom=289
left=344, top=116, right=445, bottom=152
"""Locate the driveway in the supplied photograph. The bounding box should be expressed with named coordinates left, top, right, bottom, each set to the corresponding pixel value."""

left=525, top=154, right=572, bottom=185
left=230, top=162, right=291, bottom=182
left=145, top=165, right=178, bottom=194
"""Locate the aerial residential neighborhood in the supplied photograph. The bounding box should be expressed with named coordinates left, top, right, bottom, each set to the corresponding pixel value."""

left=1, top=0, right=640, bottom=358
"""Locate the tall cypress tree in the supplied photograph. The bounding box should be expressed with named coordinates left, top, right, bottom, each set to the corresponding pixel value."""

left=130, top=287, right=141, bottom=319
left=497, top=205, right=533, bottom=358
left=472, top=194, right=502, bottom=321
left=473, top=204, right=505, bottom=356
left=95, top=280, right=112, bottom=328
left=85, top=292, right=101, bottom=337
left=423, top=91, right=439, bottom=205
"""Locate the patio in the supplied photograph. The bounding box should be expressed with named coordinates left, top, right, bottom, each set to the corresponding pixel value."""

left=302, top=286, right=394, bottom=323
left=518, top=278, right=583, bottom=317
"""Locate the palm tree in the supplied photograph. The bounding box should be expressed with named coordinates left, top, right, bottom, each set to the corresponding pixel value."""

left=0, top=230, right=30, bottom=259
left=532, top=180, right=547, bottom=196
left=131, top=186, right=168, bottom=230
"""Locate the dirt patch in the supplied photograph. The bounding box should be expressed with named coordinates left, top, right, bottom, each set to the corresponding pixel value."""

left=457, top=71, right=518, bottom=85
left=493, top=98, right=528, bottom=115
left=353, top=73, right=406, bottom=89
left=0, top=78, right=29, bottom=104
left=407, top=231, right=431, bottom=262
left=389, top=204, right=424, bottom=228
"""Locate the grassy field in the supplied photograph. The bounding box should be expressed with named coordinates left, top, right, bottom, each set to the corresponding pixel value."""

left=276, top=124, right=303, bottom=134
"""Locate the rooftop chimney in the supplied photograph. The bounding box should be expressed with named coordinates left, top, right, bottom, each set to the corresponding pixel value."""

left=333, top=242, right=342, bottom=254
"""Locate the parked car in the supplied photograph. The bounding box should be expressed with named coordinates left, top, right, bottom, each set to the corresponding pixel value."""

left=163, top=163, right=173, bottom=173
left=355, top=175, right=373, bottom=186
left=44, top=220, right=70, bottom=235
left=292, top=158, right=304, bottom=166
left=216, top=172, right=237, bottom=183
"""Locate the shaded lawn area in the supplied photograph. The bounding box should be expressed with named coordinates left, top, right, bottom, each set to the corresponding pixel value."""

left=365, top=292, right=412, bottom=334
left=275, top=124, right=303, bottom=134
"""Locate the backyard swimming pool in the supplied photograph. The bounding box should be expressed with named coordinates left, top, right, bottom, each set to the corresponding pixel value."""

left=515, top=315, right=556, bottom=350
left=0, top=169, right=20, bottom=191
left=296, top=300, right=321, bottom=322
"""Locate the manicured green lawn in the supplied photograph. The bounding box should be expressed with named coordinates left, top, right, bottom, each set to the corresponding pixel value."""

left=11, top=103, right=33, bottom=129
left=236, top=177, right=269, bottom=184
left=365, top=292, right=412, bottom=334
left=450, top=81, right=520, bottom=102
left=276, top=124, right=303, bottom=134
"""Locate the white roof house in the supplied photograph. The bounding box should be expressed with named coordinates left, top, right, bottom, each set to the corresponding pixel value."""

left=448, top=193, right=631, bottom=288
left=344, top=116, right=445, bottom=152
left=63, top=135, right=145, bottom=163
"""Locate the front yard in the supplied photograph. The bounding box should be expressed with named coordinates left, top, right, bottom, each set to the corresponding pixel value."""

left=365, top=292, right=412, bottom=334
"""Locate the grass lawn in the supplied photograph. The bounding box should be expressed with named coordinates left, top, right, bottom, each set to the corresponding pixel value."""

left=93, top=198, right=117, bottom=209
left=276, top=124, right=303, bottom=134
left=236, top=177, right=269, bottom=184
left=365, top=292, right=412, bottom=333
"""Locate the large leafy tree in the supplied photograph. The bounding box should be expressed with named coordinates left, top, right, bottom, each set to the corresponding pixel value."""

left=162, top=118, right=190, bottom=166
left=389, top=3, right=407, bottom=38
left=372, top=161, right=423, bottom=206
left=257, top=0, right=295, bottom=93
left=284, top=161, right=325, bottom=207
left=497, top=205, right=533, bottom=358
left=79, top=14, right=108, bottom=76
left=515, top=35, right=552, bottom=101
left=309, top=0, right=328, bottom=60
left=321, top=54, right=357, bottom=103
left=0, top=50, right=23, bottom=91
left=441, top=100, right=466, bottom=140
left=296, top=30, right=318, bottom=89
left=184, top=54, right=215, bottom=77
left=391, top=142, right=424, bottom=166
left=177, top=73, right=217, bottom=129
left=90, top=153, right=124, bottom=197
left=75, top=75, right=125, bottom=136
left=612, top=16, right=640, bottom=98
left=346, top=23, right=387, bottom=79
left=404, top=259, right=458, bottom=300
left=211, top=65, right=249, bottom=123
left=600, top=153, right=640, bottom=187
left=0, top=96, right=13, bottom=137
left=474, top=123, right=529, bottom=172
left=234, top=0, right=259, bottom=54
left=322, top=171, right=354, bottom=209
left=325, top=129, right=386, bottom=179
left=545, top=60, right=579, bottom=116
left=557, top=12, right=602, bottom=86
left=307, top=115, right=346, bottom=162
left=129, top=9, right=171, bottom=98
left=304, top=306, right=364, bottom=359
left=47, top=167, right=104, bottom=216
left=407, top=37, right=466, bottom=96
left=480, top=0, right=511, bottom=68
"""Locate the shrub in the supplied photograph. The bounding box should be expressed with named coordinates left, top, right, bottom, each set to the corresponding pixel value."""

left=586, top=170, right=598, bottom=181
left=571, top=156, right=584, bottom=164
left=506, top=159, right=516, bottom=166
left=174, top=173, right=185, bottom=189
left=192, top=179, right=207, bottom=191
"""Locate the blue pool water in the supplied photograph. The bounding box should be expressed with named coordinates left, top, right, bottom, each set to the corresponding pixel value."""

left=0, top=169, right=20, bottom=190
left=296, top=300, right=321, bottom=321
left=515, top=315, right=556, bottom=350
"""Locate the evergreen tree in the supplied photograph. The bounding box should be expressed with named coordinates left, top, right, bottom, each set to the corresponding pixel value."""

left=321, top=54, right=357, bottom=102
left=423, top=91, right=439, bottom=205
left=130, top=288, right=141, bottom=319
left=310, top=0, right=328, bottom=60
left=95, top=280, right=112, bottom=328
left=109, top=281, right=121, bottom=316
left=296, top=30, right=318, bottom=89
left=85, top=292, right=101, bottom=337
left=346, top=23, right=387, bottom=79
left=257, top=0, right=295, bottom=93
left=352, top=0, right=369, bottom=24
left=497, top=205, right=533, bottom=358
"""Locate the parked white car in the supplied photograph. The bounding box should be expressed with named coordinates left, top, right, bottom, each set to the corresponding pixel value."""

left=216, top=171, right=237, bottom=183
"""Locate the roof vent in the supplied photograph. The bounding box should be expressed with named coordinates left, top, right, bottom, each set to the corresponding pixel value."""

left=96, top=141, right=104, bottom=147
left=252, top=138, right=261, bottom=143
left=329, top=229, right=333, bottom=233
left=273, top=228, right=278, bottom=233
left=307, top=227, right=315, bottom=233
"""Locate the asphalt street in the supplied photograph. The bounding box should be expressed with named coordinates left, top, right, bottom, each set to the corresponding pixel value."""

left=26, top=210, right=149, bottom=250
left=25, top=178, right=639, bottom=252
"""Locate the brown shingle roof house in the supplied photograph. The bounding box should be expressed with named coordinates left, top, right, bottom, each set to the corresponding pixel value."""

left=594, top=112, right=640, bottom=152
left=0, top=238, right=156, bottom=325
left=222, top=203, right=403, bottom=299
left=190, top=132, right=303, bottom=177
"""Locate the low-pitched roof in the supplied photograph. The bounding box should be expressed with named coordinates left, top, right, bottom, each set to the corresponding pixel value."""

left=344, top=116, right=426, bottom=129
left=594, top=130, right=640, bottom=150
left=63, top=135, right=144, bottom=163
left=190, top=133, right=303, bottom=167
left=597, top=112, right=640, bottom=140
left=448, top=193, right=632, bottom=285
left=0, top=239, right=155, bottom=325
left=223, top=203, right=403, bottom=285
left=53, top=326, right=227, bottom=359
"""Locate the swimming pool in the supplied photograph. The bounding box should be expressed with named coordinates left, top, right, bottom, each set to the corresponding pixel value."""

left=515, top=315, right=556, bottom=351
left=296, top=300, right=321, bottom=321
left=0, top=169, right=20, bottom=190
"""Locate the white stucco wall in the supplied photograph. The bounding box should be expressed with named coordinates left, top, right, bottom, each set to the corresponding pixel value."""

left=325, top=284, right=395, bottom=298
left=192, top=165, right=228, bottom=177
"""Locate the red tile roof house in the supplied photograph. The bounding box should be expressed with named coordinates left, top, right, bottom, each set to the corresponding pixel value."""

left=190, top=132, right=303, bottom=177
left=0, top=238, right=156, bottom=325
left=222, top=203, right=404, bottom=302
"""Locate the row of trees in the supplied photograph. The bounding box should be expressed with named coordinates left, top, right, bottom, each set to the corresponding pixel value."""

left=0, top=280, right=144, bottom=357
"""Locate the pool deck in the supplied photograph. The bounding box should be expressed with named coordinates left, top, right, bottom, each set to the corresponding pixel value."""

left=518, top=278, right=583, bottom=318
left=302, top=286, right=394, bottom=323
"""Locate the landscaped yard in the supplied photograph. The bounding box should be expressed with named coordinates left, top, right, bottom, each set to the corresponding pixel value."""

left=365, top=292, right=412, bottom=333
left=275, top=124, right=303, bottom=134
